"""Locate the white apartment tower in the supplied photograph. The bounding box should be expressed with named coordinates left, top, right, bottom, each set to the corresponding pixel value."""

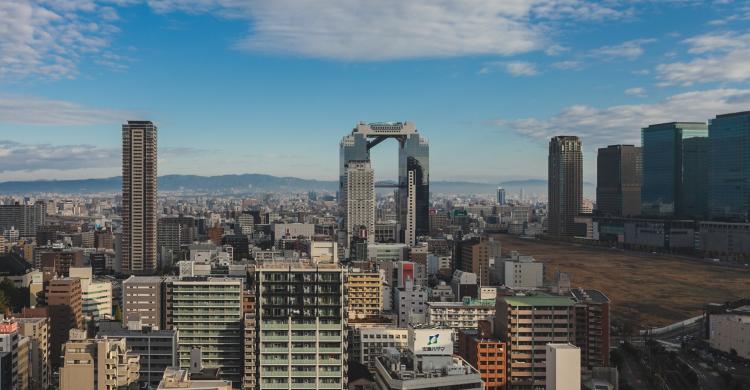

left=122, top=120, right=158, bottom=275
left=344, top=160, right=375, bottom=246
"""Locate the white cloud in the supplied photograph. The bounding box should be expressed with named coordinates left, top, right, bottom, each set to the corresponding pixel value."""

left=552, top=60, right=583, bottom=70
left=147, top=0, right=630, bottom=61
left=0, top=95, right=133, bottom=125
left=657, top=30, right=750, bottom=85
left=480, top=61, right=538, bottom=76
left=500, top=88, right=750, bottom=148
left=0, top=0, right=120, bottom=80
left=625, top=87, right=646, bottom=97
left=590, top=38, right=657, bottom=61
left=0, top=140, right=119, bottom=173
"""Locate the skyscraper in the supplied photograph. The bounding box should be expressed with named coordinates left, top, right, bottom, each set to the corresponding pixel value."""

left=548, top=136, right=582, bottom=236
left=641, top=122, right=708, bottom=217
left=339, top=122, right=429, bottom=248
left=709, top=111, right=750, bottom=221
left=596, top=145, right=641, bottom=217
left=496, top=187, right=506, bottom=205
left=343, top=160, right=375, bottom=247
left=0, top=202, right=46, bottom=238
left=122, top=120, right=158, bottom=275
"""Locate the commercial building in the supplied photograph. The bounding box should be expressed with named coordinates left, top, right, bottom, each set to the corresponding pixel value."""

left=395, top=285, right=428, bottom=328
left=158, top=216, right=197, bottom=264
left=346, top=270, right=382, bottom=321
left=17, top=335, right=29, bottom=390
left=641, top=122, right=708, bottom=218
left=697, top=221, right=750, bottom=257
left=349, top=325, right=408, bottom=370
left=459, top=237, right=501, bottom=287
left=545, top=343, right=581, bottom=390
left=165, top=277, right=243, bottom=385
left=596, top=145, right=641, bottom=217
left=255, top=260, right=347, bottom=389
left=450, top=270, right=478, bottom=301
left=46, top=278, right=83, bottom=369
left=709, top=111, right=750, bottom=220
left=343, top=161, right=376, bottom=247
left=495, top=293, right=576, bottom=389
left=0, top=320, right=19, bottom=390
left=122, top=120, right=158, bottom=274
left=0, top=202, right=45, bottom=238
left=98, top=321, right=178, bottom=388
left=548, top=136, right=583, bottom=236
left=16, top=316, right=50, bottom=390
left=457, top=322, right=507, bottom=390
left=427, top=299, right=495, bottom=338
left=340, top=122, right=429, bottom=246
left=502, top=252, right=544, bottom=290
left=70, top=267, right=113, bottom=320
left=373, top=327, right=482, bottom=390
left=709, top=305, right=750, bottom=360
left=59, top=330, right=140, bottom=390
left=122, top=276, right=165, bottom=330
left=157, top=367, right=232, bottom=390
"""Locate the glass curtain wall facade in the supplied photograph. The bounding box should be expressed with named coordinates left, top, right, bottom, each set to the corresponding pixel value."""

left=709, top=112, right=750, bottom=221
left=641, top=122, right=708, bottom=217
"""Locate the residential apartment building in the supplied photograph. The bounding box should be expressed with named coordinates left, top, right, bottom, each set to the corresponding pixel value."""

left=255, top=260, right=347, bottom=389
left=98, top=321, right=178, bottom=388
left=242, top=291, right=256, bottom=390
left=122, top=276, right=165, bottom=330
left=165, top=277, right=243, bottom=385
left=457, top=322, right=507, bottom=390
left=460, top=237, right=501, bottom=287
left=495, top=293, right=576, bottom=389
left=16, top=313, right=51, bottom=390
left=59, top=330, right=140, bottom=390
left=346, top=270, right=382, bottom=321
left=572, top=288, right=611, bottom=369
left=427, top=299, right=496, bottom=340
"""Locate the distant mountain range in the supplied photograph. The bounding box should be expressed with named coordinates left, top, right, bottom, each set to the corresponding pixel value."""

left=0, top=174, right=594, bottom=197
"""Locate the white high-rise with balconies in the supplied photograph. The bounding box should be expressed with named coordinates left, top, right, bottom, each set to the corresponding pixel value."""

left=344, top=160, right=375, bottom=246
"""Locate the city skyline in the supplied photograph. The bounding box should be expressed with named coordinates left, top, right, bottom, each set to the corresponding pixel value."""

left=2, top=1, right=750, bottom=183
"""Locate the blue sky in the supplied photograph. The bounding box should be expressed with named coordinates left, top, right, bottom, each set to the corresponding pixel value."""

left=1, top=0, right=750, bottom=184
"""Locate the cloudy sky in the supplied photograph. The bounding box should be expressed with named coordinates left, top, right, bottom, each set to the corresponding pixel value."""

left=1, top=0, right=750, bottom=183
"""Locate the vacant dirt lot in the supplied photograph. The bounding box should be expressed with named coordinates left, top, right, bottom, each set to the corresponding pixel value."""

left=492, top=235, right=750, bottom=328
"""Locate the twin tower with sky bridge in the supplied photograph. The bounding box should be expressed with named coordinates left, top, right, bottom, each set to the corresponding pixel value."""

left=339, top=122, right=429, bottom=251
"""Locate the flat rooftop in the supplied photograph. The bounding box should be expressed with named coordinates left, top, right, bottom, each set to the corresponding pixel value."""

left=502, top=292, right=576, bottom=307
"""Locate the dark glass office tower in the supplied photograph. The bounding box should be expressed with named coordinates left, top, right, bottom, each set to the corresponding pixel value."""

left=548, top=136, right=582, bottom=236
left=398, top=132, right=430, bottom=244
left=682, top=137, right=709, bottom=219
left=709, top=111, right=750, bottom=221
left=597, top=145, right=642, bottom=217
left=641, top=122, right=707, bottom=217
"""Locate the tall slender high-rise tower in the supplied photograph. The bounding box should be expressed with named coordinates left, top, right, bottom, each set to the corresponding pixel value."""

left=596, top=145, right=641, bottom=217
left=343, top=160, right=375, bottom=246
left=548, top=136, right=582, bottom=237
left=122, top=121, right=158, bottom=275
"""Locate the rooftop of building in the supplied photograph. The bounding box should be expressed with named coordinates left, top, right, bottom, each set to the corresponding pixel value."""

left=427, top=299, right=495, bottom=308
left=642, top=121, right=707, bottom=129
left=502, top=292, right=576, bottom=307
left=571, top=288, right=610, bottom=304
left=716, top=111, right=750, bottom=119
left=157, top=367, right=231, bottom=390
left=123, top=275, right=165, bottom=283
left=0, top=253, right=32, bottom=276
left=376, top=349, right=479, bottom=382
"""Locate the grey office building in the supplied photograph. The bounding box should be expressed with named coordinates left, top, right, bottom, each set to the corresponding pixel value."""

left=596, top=145, right=641, bottom=217
left=548, top=136, right=583, bottom=236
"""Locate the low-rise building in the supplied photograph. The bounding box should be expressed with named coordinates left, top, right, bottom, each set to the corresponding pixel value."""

left=546, top=343, right=581, bottom=390
left=59, top=329, right=140, bottom=390
left=501, top=252, right=544, bottom=290
left=373, top=327, right=482, bottom=390
left=157, top=367, right=232, bottom=390
left=709, top=305, right=750, bottom=359
left=349, top=325, right=408, bottom=370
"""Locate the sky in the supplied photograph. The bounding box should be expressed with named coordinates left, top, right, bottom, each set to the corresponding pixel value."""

left=1, top=0, right=750, bottom=184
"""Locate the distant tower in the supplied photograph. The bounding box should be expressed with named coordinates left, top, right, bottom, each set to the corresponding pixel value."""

left=122, top=121, right=158, bottom=275
left=548, top=136, right=582, bottom=236
left=596, top=145, right=642, bottom=217
left=496, top=187, right=506, bottom=205
left=339, top=122, right=429, bottom=248
left=344, top=160, right=375, bottom=246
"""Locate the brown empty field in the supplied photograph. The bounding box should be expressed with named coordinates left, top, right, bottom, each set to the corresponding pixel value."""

left=492, top=235, right=750, bottom=328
